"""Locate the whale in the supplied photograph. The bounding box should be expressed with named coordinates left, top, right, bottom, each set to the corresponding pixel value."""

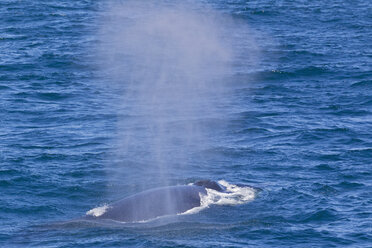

left=84, top=180, right=226, bottom=223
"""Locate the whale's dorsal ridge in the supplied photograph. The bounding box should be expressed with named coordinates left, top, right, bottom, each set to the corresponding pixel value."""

left=193, top=180, right=225, bottom=192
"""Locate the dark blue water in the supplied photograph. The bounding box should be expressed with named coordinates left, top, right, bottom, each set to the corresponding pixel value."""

left=1, top=0, right=371, bottom=247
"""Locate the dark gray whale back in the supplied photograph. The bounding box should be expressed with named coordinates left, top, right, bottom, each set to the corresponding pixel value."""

left=85, top=185, right=207, bottom=222
left=194, top=180, right=225, bottom=192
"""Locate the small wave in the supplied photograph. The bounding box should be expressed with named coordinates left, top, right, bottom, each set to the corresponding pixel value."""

left=350, top=80, right=371, bottom=88
left=0, top=85, right=12, bottom=90
left=301, top=209, right=338, bottom=223
left=36, top=92, right=73, bottom=101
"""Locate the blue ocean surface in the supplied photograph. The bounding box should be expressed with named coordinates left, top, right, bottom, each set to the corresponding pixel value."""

left=1, top=0, right=371, bottom=247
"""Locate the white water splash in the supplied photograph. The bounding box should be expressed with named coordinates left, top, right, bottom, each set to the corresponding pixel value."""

left=180, top=180, right=258, bottom=215
left=86, top=204, right=110, bottom=217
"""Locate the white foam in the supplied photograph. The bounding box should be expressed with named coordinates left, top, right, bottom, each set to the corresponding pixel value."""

left=86, top=204, right=110, bottom=217
left=180, top=180, right=258, bottom=215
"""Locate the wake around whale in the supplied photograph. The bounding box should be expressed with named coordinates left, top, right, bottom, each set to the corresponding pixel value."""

left=84, top=180, right=261, bottom=223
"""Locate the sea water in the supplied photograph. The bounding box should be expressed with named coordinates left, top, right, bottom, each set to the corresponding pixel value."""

left=1, top=0, right=371, bottom=247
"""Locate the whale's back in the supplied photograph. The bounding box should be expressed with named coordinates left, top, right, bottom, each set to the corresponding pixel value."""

left=86, top=185, right=206, bottom=222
